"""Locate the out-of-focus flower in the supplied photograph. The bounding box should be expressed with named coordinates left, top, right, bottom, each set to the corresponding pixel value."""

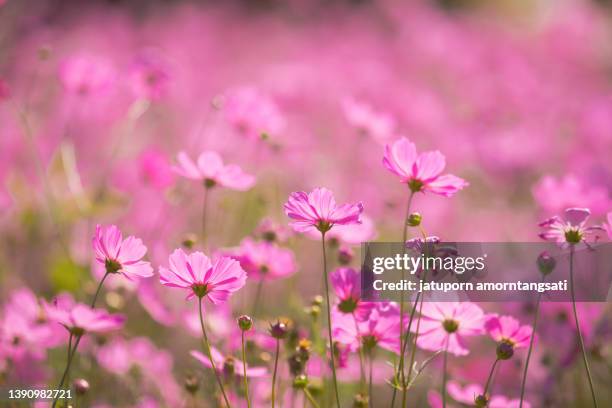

left=229, top=238, right=296, bottom=281
left=59, top=54, right=116, bottom=95
left=333, top=303, right=401, bottom=354
left=138, top=149, right=174, bottom=190
left=0, top=78, right=10, bottom=100
left=446, top=381, right=531, bottom=408
left=44, top=294, right=124, bottom=335
left=342, top=97, right=396, bottom=143
left=331, top=267, right=373, bottom=321
left=92, top=224, right=154, bottom=279
left=255, top=217, right=292, bottom=242
left=414, top=302, right=485, bottom=356
left=604, top=212, right=612, bottom=240
left=533, top=175, right=611, bottom=216
left=485, top=315, right=532, bottom=349
left=128, top=54, right=170, bottom=101
left=383, top=137, right=468, bottom=197
left=190, top=349, right=267, bottom=378
left=284, top=187, right=363, bottom=234
left=538, top=208, right=603, bottom=245
left=159, top=248, right=247, bottom=302
left=224, top=86, right=285, bottom=140
left=173, top=151, right=255, bottom=190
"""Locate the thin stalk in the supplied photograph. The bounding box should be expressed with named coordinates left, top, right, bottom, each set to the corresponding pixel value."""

left=442, top=338, right=449, bottom=408
left=271, top=339, right=280, bottom=408
left=52, top=272, right=109, bottom=407
left=198, top=297, right=231, bottom=407
left=251, top=279, right=264, bottom=317
left=483, top=358, right=500, bottom=398
left=241, top=331, right=252, bottom=408
left=569, top=245, right=598, bottom=407
left=353, top=315, right=367, bottom=392
left=392, top=191, right=415, bottom=407
left=368, top=350, right=374, bottom=407
left=519, top=277, right=545, bottom=408
left=304, top=388, right=321, bottom=408
left=202, top=187, right=211, bottom=249
left=321, top=232, right=341, bottom=407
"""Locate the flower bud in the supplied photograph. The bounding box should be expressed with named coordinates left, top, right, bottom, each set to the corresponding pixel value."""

left=474, top=394, right=488, bottom=407
left=312, top=295, right=323, bottom=307
left=353, top=393, right=370, bottom=407
left=537, top=251, right=556, bottom=276
left=496, top=342, right=514, bottom=360
left=306, top=305, right=321, bottom=319
left=73, top=378, right=89, bottom=396
left=184, top=372, right=199, bottom=394
left=338, top=246, right=354, bottom=265
left=181, top=233, right=198, bottom=249
left=269, top=320, right=288, bottom=339
left=407, top=212, right=422, bottom=227
left=293, top=374, right=309, bottom=389
left=237, top=315, right=253, bottom=331
left=297, top=339, right=312, bottom=361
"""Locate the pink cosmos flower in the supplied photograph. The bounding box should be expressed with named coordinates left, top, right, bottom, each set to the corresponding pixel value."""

left=331, top=267, right=374, bottom=321
left=333, top=303, right=401, bottom=354
left=59, top=54, right=116, bottom=95
left=383, top=137, right=468, bottom=196
left=342, top=97, right=396, bottom=143
left=284, top=187, right=364, bottom=234
left=159, top=248, right=247, bottom=302
left=413, top=302, right=485, bottom=356
left=138, top=149, right=174, bottom=190
left=44, top=294, right=124, bottom=335
left=230, top=238, right=296, bottom=281
left=190, top=349, right=267, bottom=378
left=255, top=217, right=292, bottom=242
left=224, top=86, right=285, bottom=140
left=173, top=151, right=255, bottom=190
left=128, top=54, right=170, bottom=101
left=446, top=381, right=531, bottom=408
left=485, top=315, right=532, bottom=349
left=92, top=224, right=154, bottom=279
left=538, top=208, right=603, bottom=245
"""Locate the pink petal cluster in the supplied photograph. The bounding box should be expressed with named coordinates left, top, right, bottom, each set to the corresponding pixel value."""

left=485, top=315, right=532, bottom=349
left=414, top=302, right=485, bottom=356
left=333, top=302, right=401, bottom=354
left=43, top=294, right=125, bottom=334
left=230, top=238, right=296, bottom=281
left=173, top=151, right=255, bottom=190
left=284, top=187, right=364, bottom=233
left=59, top=54, right=116, bottom=95
left=309, top=214, right=376, bottom=244
left=538, top=207, right=603, bottom=245
left=190, top=348, right=267, bottom=378
left=446, top=381, right=531, bottom=408
left=128, top=54, right=170, bottom=101
left=93, top=224, right=154, bottom=279
left=159, top=248, right=247, bottom=302
left=331, top=267, right=374, bottom=320
left=532, top=174, right=611, bottom=216
left=224, top=86, right=285, bottom=140
left=342, top=97, right=396, bottom=143
left=383, top=137, right=468, bottom=196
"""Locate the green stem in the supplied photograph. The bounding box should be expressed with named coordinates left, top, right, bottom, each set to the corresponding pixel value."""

left=368, top=350, right=374, bottom=407
left=53, top=272, right=109, bottom=408
left=392, top=191, right=415, bottom=407
left=202, top=188, right=210, bottom=249
left=271, top=339, right=280, bottom=408
left=198, top=297, right=231, bottom=407
left=241, top=331, right=251, bottom=408
left=353, top=315, right=367, bottom=392
left=483, top=358, right=499, bottom=398
left=251, top=279, right=264, bottom=317
left=519, top=278, right=544, bottom=408
left=442, top=339, right=449, bottom=408
left=321, top=232, right=341, bottom=407
left=569, top=245, right=599, bottom=408
left=304, top=388, right=321, bottom=408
